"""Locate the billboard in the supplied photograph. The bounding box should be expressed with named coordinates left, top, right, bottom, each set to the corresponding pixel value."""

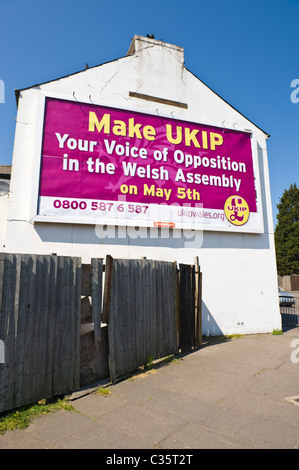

left=36, top=96, right=262, bottom=232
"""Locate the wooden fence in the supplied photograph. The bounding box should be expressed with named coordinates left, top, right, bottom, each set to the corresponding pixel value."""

left=103, top=256, right=202, bottom=383
left=0, top=253, right=81, bottom=413
left=0, top=253, right=202, bottom=412
left=104, top=257, right=179, bottom=383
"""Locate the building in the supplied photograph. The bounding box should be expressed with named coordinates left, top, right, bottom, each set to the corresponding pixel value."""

left=5, top=34, right=281, bottom=335
left=0, top=165, right=11, bottom=251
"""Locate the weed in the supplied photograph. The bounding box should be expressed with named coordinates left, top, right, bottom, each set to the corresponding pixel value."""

left=96, top=386, right=111, bottom=396
left=164, top=355, right=181, bottom=364
left=0, top=399, right=73, bottom=435
left=272, top=329, right=283, bottom=335
left=203, top=334, right=243, bottom=344
left=144, top=356, right=155, bottom=370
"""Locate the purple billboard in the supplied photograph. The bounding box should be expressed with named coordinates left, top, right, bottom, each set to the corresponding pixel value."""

left=37, top=97, right=260, bottom=231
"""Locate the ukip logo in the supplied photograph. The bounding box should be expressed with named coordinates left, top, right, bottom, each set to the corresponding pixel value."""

left=224, top=196, right=249, bottom=226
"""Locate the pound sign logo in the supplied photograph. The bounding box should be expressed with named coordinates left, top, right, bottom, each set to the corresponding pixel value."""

left=224, top=196, right=249, bottom=226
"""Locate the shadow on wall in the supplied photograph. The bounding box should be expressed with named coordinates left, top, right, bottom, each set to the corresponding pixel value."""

left=201, top=300, right=223, bottom=336
left=34, top=223, right=203, bottom=249
left=34, top=223, right=270, bottom=250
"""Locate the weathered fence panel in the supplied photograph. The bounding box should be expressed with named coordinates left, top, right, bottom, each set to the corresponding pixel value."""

left=91, top=258, right=103, bottom=344
left=51, top=255, right=81, bottom=396
left=0, top=253, right=81, bottom=413
left=0, top=252, right=202, bottom=412
left=105, top=257, right=179, bottom=383
left=179, top=263, right=196, bottom=352
left=176, top=259, right=202, bottom=353
left=79, top=261, right=108, bottom=387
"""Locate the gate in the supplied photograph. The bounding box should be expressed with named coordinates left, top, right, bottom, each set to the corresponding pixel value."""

left=179, top=257, right=202, bottom=353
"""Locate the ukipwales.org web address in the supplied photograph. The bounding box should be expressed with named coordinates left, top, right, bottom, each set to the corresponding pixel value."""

left=177, top=208, right=225, bottom=221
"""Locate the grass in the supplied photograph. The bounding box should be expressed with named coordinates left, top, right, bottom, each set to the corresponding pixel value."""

left=0, top=398, right=74, bottom=435
left=225, top=334, right=243, bottom=339
left=96, top=386, right=111, bottom=396
left=163, top=354, right=181, bottom=364
left=272, top=329, right=283, bottom=335
left=202, top=333, right=243, bottom=344
left=144, top=354, right=182, bottom=370
left=128, top=353, right=182, bottom=381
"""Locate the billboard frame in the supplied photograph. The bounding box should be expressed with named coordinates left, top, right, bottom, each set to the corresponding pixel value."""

left=31, top=92, right=264, bottom=234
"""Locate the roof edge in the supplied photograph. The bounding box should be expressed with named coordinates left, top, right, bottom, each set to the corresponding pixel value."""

left=184, top=66, right=270, bottom=138
left=13, top=51, right=270, bottom=139
left=14, top=54, right=128, bottom=105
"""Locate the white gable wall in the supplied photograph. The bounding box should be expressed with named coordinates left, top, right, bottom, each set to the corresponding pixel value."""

left=0, top=194, right=9, bottom=250
left=6, top=35, right=281, bottom=335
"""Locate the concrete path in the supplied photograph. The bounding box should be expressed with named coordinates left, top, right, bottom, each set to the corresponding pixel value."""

left=0, top=328, right=298, bottom=450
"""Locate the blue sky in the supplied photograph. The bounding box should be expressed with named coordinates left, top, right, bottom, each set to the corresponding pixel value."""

left=0, top=0, right=298, bottom=225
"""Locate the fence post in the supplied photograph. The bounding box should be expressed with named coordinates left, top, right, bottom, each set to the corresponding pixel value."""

left=91, top=258, right=103, bottom=344
left=102, top=255, right=113, bottom=324
left=0, top=339, right=4, bottom=363
left=194, top=256, right=202, bottom=348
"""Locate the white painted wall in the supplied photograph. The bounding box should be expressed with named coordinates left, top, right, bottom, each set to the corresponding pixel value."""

left=6, top=35, right=281, bottom=335
left=0, top=193, right=9, bottom=251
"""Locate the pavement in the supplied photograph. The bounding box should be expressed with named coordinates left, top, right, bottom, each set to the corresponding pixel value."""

left=0, top=327, right=299, bottom=451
